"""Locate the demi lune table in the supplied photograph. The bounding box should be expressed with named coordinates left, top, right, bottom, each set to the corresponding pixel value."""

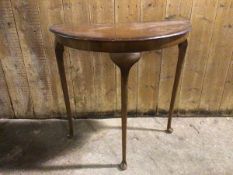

left=50, top=20, right=191, bottom=170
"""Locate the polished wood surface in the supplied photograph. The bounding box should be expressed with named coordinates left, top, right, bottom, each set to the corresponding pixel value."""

left=50, top=20, right=190, bottom=41
left=51, top=19, right=191, bottom=170
left=50, top=20, right=191, bottom=52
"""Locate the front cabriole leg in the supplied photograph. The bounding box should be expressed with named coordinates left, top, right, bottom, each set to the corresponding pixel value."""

left=110, top=53, right=141, bottom=170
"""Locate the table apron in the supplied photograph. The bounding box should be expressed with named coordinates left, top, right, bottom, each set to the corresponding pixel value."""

left=55, top=34, right=188, bottom=53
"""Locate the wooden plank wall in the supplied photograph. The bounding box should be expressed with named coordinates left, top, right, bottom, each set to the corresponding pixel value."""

left=0, top=0, right=232, bottom=119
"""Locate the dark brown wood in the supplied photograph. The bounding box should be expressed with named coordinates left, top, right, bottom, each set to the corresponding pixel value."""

left=166, top=40, right=188, bottom=133
left=110, top=53, right=141, bottom=170
left=51, top=20, right=191, bottom=170
left=50, top=20, right=191, bottom=53
left=50, top=20, right=190, bottom=41
left=55, top=40, right=74, bottom=138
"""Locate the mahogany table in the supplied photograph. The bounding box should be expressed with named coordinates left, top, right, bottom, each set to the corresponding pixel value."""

left=50, top=20, right=191, bottom=170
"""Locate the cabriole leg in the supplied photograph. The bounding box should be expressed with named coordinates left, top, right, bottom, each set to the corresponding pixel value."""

left=166, top=40, right=188, bottom=133
left=55, top=40, right=74, bottom=138
left=110, top=53, right=141, bottom=170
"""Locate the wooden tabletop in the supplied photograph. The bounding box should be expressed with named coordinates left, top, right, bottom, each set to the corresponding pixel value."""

left=50, top=20, right=191, bottom=52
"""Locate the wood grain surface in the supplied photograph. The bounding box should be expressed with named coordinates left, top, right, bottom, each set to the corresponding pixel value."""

left=0, top=0, right=232, bottom=118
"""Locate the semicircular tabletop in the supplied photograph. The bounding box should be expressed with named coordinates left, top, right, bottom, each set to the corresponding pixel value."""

left=50, top=20, right=191, bottom=52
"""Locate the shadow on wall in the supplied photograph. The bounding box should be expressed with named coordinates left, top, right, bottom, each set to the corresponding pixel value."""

left=0, top=119, right=120, bottom=171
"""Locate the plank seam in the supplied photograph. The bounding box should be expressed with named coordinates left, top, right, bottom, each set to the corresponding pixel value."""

left=36, top=0, right=57, bottom=117
left=136, top=0, right=142, bottom=116
left=114, top=0, right=118, bottom=115
left=156, top=0, right=168, bottom=114
left=87, top=0, right=96, bottom=113
left=177, top=0, right=194, bottom=113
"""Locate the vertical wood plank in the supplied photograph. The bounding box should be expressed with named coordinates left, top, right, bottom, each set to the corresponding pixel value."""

left=89, top=0, right=116, bottom=114
left=11, top=0, right=55, bottom=117
left=63, top=0, right=95, bottom=116
left=115, top=0, right=141, bottom=23
left=141, top=0, right=166, bottom=20
left=199, top=0, right=233, bottom=112
left=138, top=0, right=166, bottom=115
left=0, top=62, right=14, bottom=118
left=0, top=0, right=232, bottom=118
left=115, top=0, right=141, bottom=114
left=158, top=0, right=193, bottom=113
left=37, top=0, right=68, bottom=117
left=0, top=0, right=33, bottom=117
left=179, top=0, right=219, bottom=113
left=220, top=53, right=233, bottom=114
